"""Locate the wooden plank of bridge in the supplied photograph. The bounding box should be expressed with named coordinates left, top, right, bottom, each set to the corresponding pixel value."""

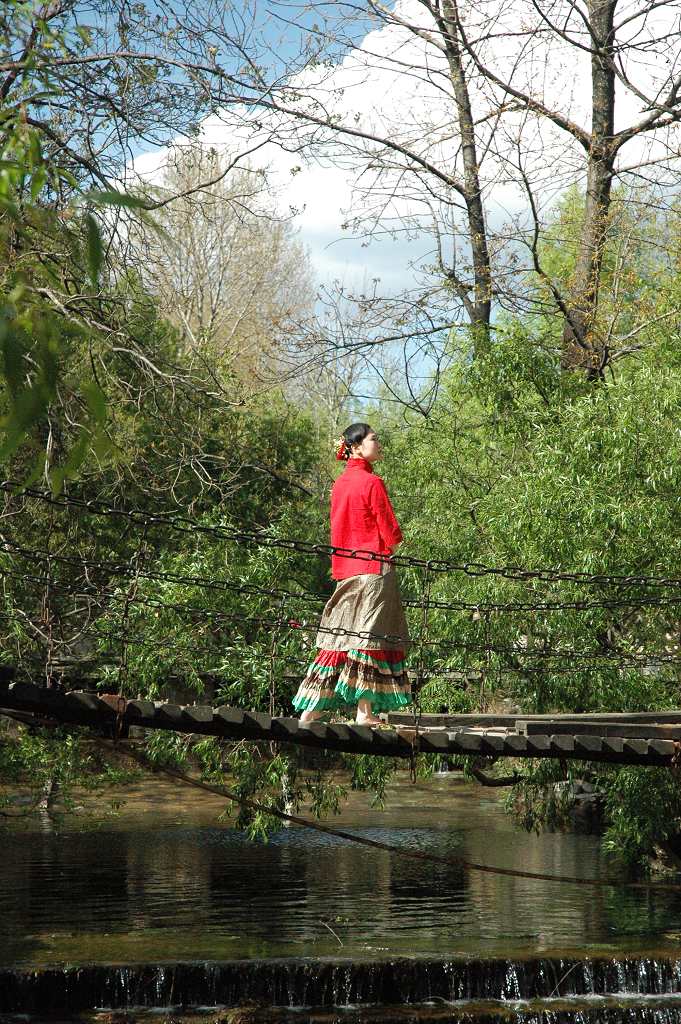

left=214, top=706, right=246, bottom=732
left=156, top=702, right=184, bottom=729
left=325, top=722, right=352, bottom=743
left=448, top=730, right=482, bottom=755
left=419, top=731, right=454, bottom=754
left=298, top=721, right=398, bottom=754
left=298, top=721, right=331, bottom=744
left=3, top=681, right=59, bottom=711
left=526, top=735, right=550, bottom=756
left=623, top=738, right=649, bottom=758
left=550, top=735, right=575, bottom=755
left=0, top=682, right=678, bottom=767
left=636, top=741, right=675, bottom=765
left=270, top=716, right=301, bottom=741
left=574, top=735, right=604, bottom=756
left=394, top=728, right=451, bottom=754
left=127, top=699, right=155, bottom=720
left=518, top=720, right=681, bottom=740
left=350, top=723, right=382, bottom=747
left=507, top=734, right=531, bottom=755
left=480, top=733, right=507, bottom=755
left=182, top=705, right=215, bottom=732
left=64, top=691, right=105, bottom=716
left=391, top=712, right=519, bottom=729
left=389, top=710, right=681, bottom=729
left=650, top=739, right=676, bottom=759
left=243, top=710, right=273, bottom=735
left=215, top=706, right=274, bottom=740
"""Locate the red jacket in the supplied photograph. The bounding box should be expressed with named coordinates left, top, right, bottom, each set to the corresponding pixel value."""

left=330, top=458, right=403, bottom=580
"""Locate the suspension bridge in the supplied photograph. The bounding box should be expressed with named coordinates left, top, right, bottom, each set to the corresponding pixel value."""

left=3, top=483, right=681, bottom=771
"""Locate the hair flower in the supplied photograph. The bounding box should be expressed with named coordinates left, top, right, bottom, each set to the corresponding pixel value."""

left=335, top=437, right=347, bottom=461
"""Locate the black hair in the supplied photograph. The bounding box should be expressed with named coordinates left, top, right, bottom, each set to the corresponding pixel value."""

left=339, top=422, right=373, bottom=461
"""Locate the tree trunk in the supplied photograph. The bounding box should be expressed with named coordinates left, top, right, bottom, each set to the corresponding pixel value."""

left=440, top=0, right=493, bottom=354
left=562, top=0, right=617, bottom=378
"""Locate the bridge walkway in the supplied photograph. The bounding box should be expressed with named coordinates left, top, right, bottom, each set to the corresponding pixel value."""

left=2, top=681, right=681, bottom=766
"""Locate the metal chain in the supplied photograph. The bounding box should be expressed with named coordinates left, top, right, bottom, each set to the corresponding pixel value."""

left=11, top=538, right=681, bottom=615
left=9, top=485, right=681, bottom=682
left=8, top=482, right=681, bottom=591
left=41, top=505, right=56, bottom=690
left=410, top=564, right=433, bottom=782
left=6, top=562, right=681, bottom=670
left=117, top=526, right=148, bottom=696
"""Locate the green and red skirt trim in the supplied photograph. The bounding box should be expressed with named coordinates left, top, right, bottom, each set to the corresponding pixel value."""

left=292, top=648, right=412, bottom=714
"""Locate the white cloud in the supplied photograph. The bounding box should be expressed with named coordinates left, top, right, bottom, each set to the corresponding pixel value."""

left=130, top=0, right=681, bottom=292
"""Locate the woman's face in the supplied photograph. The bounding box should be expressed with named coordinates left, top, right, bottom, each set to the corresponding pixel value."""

left=352, top=429, right=382, bottom=463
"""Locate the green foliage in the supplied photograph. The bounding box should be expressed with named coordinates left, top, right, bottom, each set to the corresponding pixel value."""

left=601, top=767, right=681, bottom=871
left=144, top=731, right=193, bottom=770
left=0, top=724, right=89, bottom=794
left=220, top=745, right=342, bottom=839
left=0, top=719, right=138, bottom=816
left=0, top=109, right=155, bottom=480
left=350, top=753, right=397, bottom=806
left=0, top=0, right=340, bottom=845
left=505, top=760, right=577, bottom=834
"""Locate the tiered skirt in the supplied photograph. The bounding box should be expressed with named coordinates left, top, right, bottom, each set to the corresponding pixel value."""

left=292, top=567, right=412, bottom=714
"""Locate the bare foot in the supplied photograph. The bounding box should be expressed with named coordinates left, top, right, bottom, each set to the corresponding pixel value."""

left=355, top=715, right=382, bottom=726
left=300, top=710, right=326, bottom=723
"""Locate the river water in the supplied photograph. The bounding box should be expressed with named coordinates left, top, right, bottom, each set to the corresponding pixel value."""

left=2, top=772, right=681, bottom=1020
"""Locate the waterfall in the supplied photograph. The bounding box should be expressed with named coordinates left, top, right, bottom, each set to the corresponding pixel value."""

left=2, top=956, right=681, bottom=1015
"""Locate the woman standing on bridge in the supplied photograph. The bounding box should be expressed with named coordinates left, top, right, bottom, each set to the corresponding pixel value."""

left=292, top=423, right=412, bottom=725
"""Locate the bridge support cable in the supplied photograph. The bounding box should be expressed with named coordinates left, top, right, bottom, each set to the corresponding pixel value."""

left=7, top=534, right=681, bottom=616
left=11, top=558, right=681, bottom=670
left=6, top=480, right=681, bottom=591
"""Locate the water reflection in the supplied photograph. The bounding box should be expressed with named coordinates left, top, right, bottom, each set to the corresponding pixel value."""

left=2, top=776, right=681, bottom=967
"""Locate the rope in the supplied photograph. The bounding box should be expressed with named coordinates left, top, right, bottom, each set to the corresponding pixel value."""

left=103, top=738, right=681, bottom=894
